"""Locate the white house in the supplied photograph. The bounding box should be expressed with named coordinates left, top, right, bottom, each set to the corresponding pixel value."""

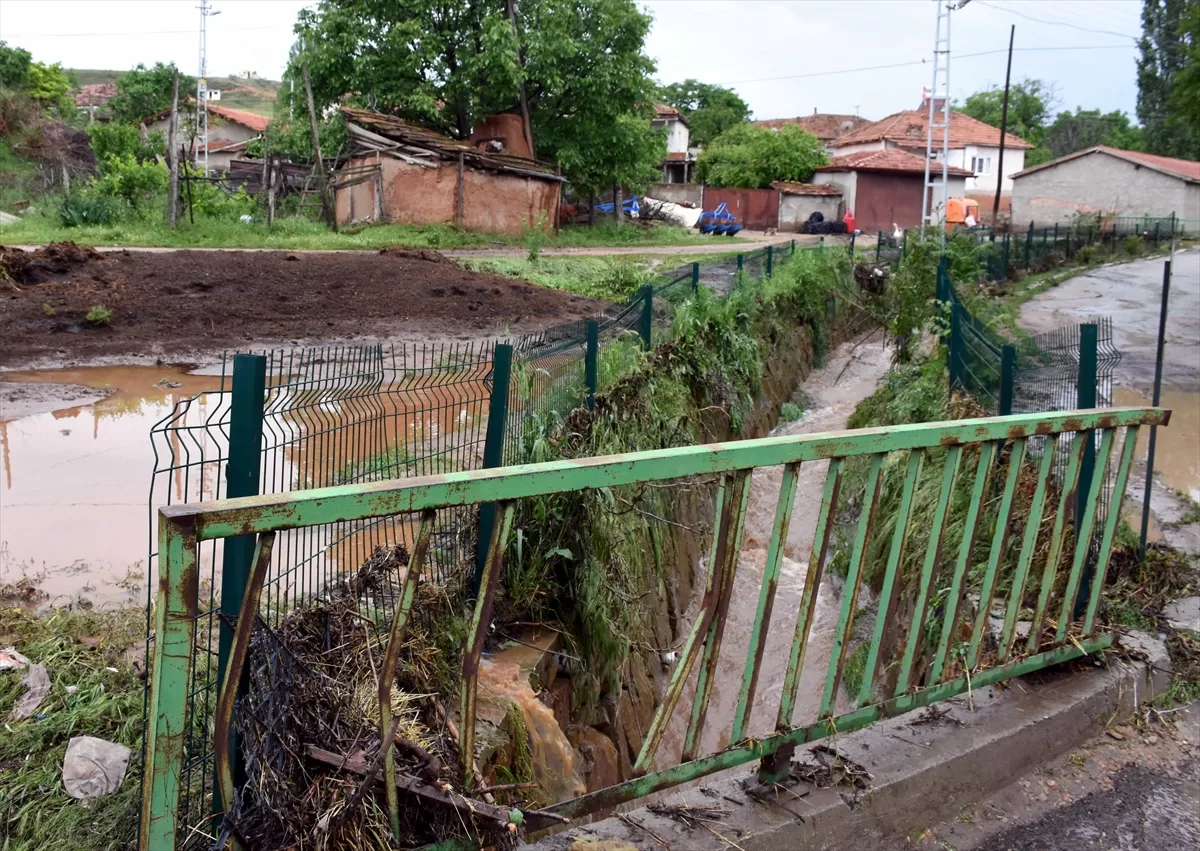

left=653, top=104, right=694, bottom=184
left=830, top=99, right=1031, bottom=206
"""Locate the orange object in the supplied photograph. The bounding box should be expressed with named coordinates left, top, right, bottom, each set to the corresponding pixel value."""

left=945, top=197, right=979, bottom=230
left=842, top=210, right=856, bottom=233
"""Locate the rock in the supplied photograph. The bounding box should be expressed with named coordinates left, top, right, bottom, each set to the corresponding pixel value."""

left=9, top=663, right=50, bottom=721
left=1162, top=597, right=1200, bottom=633
left=579, top=728, right=621, bottom=792
left=1117, top=629, right=1172, bottom=674
left=548, top=676, right=573, bottom=736
left=62, top=736, right=131, bottom=799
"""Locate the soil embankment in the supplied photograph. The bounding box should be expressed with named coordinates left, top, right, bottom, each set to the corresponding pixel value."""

left=0, top=244, right=608, bottom=366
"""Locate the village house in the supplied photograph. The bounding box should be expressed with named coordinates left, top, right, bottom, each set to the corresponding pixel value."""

left=653, top=104, right=695, bottom=184
left=1010, top=145, right=1200, bottom=226
left=830, top=98, right=1030, bottom=211
left=811, top=149, right=971, bottom=233
left=753, top=111, right=872, bottom=151
left=143, top=100, right=269, bottom=173
left=73, top=83, right=117, bottom=120
left=332, top=107, right=563, bottom=236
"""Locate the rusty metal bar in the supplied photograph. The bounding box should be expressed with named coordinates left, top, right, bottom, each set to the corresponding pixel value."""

left=1056, top=428, right=1117, bottom=641
left=1083, top=426, right=1140, bottom=634
left=858, top=449, right=924, bottom=707
left=931, top=441, right=998, bottom=684
left=213, top=530, right=276, bottom=834
left=968, top=438, right=1029, bottom=670
left=731, top=462, right=801, bottom=743
left=634, top=476, right=732, bottom=774
left=895, top=445, right=962, bottom=695
left=381, top=510, right=436, bottom=841
left=1026, top=433, right=1088, bottom=654
left=683, top=470, right=752, bottom=761
left=777, top=457, right=843, bottom=730
left=998, top=438, right=1058, bottom=659
left=459, top=501, right=515, bottom=788
left=820, top=452, right=884, bottom=718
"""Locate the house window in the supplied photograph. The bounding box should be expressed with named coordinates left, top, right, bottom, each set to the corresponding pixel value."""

left=971, top=156, right=992, bottom=175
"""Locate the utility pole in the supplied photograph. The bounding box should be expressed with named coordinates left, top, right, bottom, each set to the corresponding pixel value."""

left=992, top=25, right=1015, bottom=230
left=920, top=0, right=955, bottom=238
left=196, top=0, right=221, bottom=177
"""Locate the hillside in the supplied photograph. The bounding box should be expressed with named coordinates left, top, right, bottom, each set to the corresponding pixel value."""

left=71, top=69, right=282, bottom=117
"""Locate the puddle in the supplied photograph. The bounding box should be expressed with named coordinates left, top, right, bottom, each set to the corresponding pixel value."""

left=1113, top=386, right=1200, bottom=502
left=657, top=333, right=893, bottom=767
left=1, top=361, right=490, bottom=607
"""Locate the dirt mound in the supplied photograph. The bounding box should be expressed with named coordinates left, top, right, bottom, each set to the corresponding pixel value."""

left=0, top=242, right=102, bottom=285
left=0, top=247, right=609, bottom=364
left=378, top=246, right=452, bottom=265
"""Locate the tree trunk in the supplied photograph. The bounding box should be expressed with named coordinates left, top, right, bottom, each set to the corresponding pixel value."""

left=589, top=193, right=596, bottom=227
left=167, top=69, right=180, bottom=227
left=614, top=185, right=623, bottom=229
left=302, top=62, right=337, bottom=232
left=505, top=0, right=535, bottom=158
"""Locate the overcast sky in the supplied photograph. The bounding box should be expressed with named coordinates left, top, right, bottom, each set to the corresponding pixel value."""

left=0, top=0, right=1144, bottom=121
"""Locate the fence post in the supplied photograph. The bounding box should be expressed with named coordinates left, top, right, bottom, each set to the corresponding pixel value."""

left=585, top=320, right=598, bottom=412
left=691, top=262, right=700, bottom=294
left=848, top=231, right=856, bottom=257
left=1024, top=223, right=1033, bottom=269
left=1072, top=323, right=1099, bottom=619
left=999, top=345, right=1015, bottom=415
left=639, top=285, right=653, bottom=350
left=1065, top=227, right=1071, bottom=258
left=791, top=238, right=796, bottom=255
left=1140, top=261, right=1171, bottom=558
left=876, top=232, right=882, bottom=264
left=899, top=230, right=906, bottom=264
left=474, top=343, right=513, bottom=594
left=1153, top=222, right=1160, bottom=249
left=214, top=353, right=267, bottom=819
left=737, top=253, right=744, bottom=274
left=766, top=244, right=774, bottom=277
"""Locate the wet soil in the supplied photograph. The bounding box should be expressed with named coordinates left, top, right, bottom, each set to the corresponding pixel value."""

left=0, top=244, right=609, bottom=367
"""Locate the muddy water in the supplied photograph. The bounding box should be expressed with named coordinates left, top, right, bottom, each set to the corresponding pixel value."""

left=1113, top=386, right=1200, bottom=502
left=656, top=332, right=893, bottom=767
left=0, top=366, right=225, bottom=604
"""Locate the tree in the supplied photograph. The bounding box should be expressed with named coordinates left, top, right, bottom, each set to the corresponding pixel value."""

left=291, top=0, right=661, bottom=191
left=958, top=78, right=1056, bottom=164
left=1137, top=0, right=1199, bottom=159
left=109, top=62, right=196, bottom=125
left=1043, top=109, right=1144, bottom=159
left=26, top=61, right=74, bottom=116
left=659, top=79, right=750, bottom=147
left=695, top=123, right=827, bottom=189
left=0, top=41, right=32, bottom=88
left=1168, top=1, right=1200, bottom=144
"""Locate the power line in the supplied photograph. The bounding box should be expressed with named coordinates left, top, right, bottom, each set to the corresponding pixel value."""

left=0, top=25, right=278, bottom=38
left=719, top=44, right=1136, bottom=86
left=973, top=1, right=1138, bottom=42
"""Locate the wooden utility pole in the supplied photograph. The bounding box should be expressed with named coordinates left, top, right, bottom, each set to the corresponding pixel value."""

left=992, top=25, right=1015, bottom=230
left=302, top=62, right=337, bottom=231
left=167, top=69, right=180, bottom=226
left=267, top=155, right=279, bottom=227
left=505, top=0, right=535, bottom=158
left=456, top=152, right=465, bottom=227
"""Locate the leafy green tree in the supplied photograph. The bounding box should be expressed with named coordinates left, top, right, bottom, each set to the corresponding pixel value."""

left=26, top=61, right=73, bottom=112
left=1168, top=1, right=1200, bottom=145
left=1043, top=109, right=1145, bottom=159
left=695, top=123, right=826, bottom=189
left=555, top=111, right=664, bottom=198
left=109, top=62, right=195, bottom=125
left=1137, top=0, right=1199, bottom=159
left=87, top=122, right=165, bottom=163
left=958, top=78, right=1056, bottom=164
left=659, top=79, right=751, bottom=147
left=243, top=113, right=347, bottom=163
left=291, top=0, right=660, bottom=190
left=0, top=41, right=32, bottom=88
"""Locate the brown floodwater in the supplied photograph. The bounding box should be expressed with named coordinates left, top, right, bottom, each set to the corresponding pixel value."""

left=1, top=365, right=225, bottom=605
left=1113, top=385, right=1200, bottom=502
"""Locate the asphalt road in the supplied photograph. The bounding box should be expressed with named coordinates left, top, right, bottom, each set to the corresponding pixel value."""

left=1018, top=247, right=1200, bottom=392
left=976, top=760, right=1200, bottom=851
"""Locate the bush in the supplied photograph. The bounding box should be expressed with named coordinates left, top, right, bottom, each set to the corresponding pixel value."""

left=86, top=304, right=112, bottom=325
left=1123, top=234, right=1143, bottom=256
left=1076, top=245, right=1098, bottom=264
left=93, top=154, right=167, bottom=210
left=87, top=122, right=164, bottom=164
left=59, top=191, right=122, bottom=227
left=779, top=401, right=804, bottom=422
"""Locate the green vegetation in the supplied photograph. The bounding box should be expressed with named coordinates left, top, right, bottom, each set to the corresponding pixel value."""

left=107, top=62, right=194, bottom=125
left=496, top=247, right=854, bottom=707
left=779, top=402, right=804, bottom=423
left=0, top=605, right=144, bottom=851
left=85, top=305, right=112, bottom=325
left=1138, top=0, right=1200, bottom=160
left=696, top=123, right=827, bottom=189
left=658, top=79, right=751, bottom=148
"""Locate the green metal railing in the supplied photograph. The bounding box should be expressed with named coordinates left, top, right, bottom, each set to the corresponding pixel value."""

left=140, top=406, right=1165, bottom=850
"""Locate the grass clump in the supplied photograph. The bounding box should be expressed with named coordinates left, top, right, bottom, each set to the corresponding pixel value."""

left=779, top=402, right=804, bottom=423
left=85, top=305, right=112, bottom=325
left=0, top=605, right=146, bottom=851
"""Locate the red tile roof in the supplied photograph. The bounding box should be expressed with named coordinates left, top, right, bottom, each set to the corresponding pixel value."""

left=74, top=83, right=117, bottom=107
left=815, top=149, right=974, bottom=176
left=664, top=151, right=689, bottom=161
left=1012, top=145, right=1200, bottom=183
left=754, top=113, right=871, bottom=141
left=205, top=103, right=270, bottom=132
left=654, top=104, right=683, bottom=119
left=832, top=109, right=1032, bottom=151
left=772, top=181, right=842, bottom=196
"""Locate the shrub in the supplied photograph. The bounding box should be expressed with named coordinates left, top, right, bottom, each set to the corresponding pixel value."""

left=59, top=191, right=122, bottom=227
left=1076, top=245, right=1098, bottom=265
left=779, top=401, right=804, bottom=423
left=93, top=154, right=167, bottom=210
left=1123, top=234, right=1143, bottom=256
left=86, top=305, right=112, bottom=325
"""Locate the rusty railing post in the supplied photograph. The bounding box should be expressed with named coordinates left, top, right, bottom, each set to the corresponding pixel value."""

left=474, top=344, right=513, bottom=594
